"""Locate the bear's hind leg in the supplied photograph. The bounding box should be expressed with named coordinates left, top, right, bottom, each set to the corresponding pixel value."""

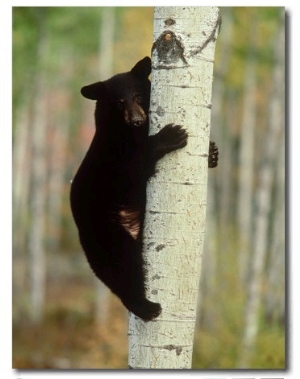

left=101, top=261, right=162, bottom=321
left=117, top=254, right=161, bottom=321
left=98, top=226, right=162, bottom=321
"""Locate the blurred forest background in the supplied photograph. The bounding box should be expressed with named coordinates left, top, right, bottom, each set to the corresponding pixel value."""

left=12, top=7, right=285, bottom=369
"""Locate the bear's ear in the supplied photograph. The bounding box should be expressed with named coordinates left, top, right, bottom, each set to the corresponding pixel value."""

left=81, top=82, right=106, bottom=100
left=131, top=57, right=151, bottom=79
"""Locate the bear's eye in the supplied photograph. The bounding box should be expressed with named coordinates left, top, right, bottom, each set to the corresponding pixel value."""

left=136, top=95, right=142, bottom=104
left=117, top=99, right=125, bottom=110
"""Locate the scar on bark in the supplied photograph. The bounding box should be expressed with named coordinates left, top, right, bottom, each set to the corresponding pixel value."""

left=151, top=30, right=187, bottom=66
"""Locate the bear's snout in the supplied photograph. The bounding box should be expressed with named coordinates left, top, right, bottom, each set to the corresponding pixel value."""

left=124, top=105, right=147, bottom=127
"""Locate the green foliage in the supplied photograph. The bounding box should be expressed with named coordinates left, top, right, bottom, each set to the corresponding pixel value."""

left=193, top=319, right=285, bottom=369
left=13, top=260, right=128, bottom=369
left=254, top=322, right=285, bottom=368
left=192, top=227, right=285, bottom=369
left=113, top=7, right=153, bottom=72
left=218, top=7, right=283, bottom=90
left=13, top=8, right=41, bottom=110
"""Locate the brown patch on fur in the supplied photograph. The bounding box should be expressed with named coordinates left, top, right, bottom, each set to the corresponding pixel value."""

left=124, top=109, right=130, bottom=125
left=110, top=206, right=141, bottom=240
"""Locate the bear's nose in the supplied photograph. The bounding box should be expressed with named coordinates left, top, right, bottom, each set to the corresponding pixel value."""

left=130, top=114, right=146, bottom=126
left=131, top=116, right=145, bottom=127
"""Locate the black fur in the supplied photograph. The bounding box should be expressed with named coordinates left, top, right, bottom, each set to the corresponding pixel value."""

left=70, top=57, right=218, bottom=321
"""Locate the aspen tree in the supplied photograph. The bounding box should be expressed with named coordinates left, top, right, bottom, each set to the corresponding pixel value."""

left=128, top=6, right=220, bottom=369
left=28, top=10, right=48, bottom=324
left=238, top=9, right=285, bottom=368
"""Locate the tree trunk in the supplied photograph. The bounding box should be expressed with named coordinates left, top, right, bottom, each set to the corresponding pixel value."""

left=237, top=10, right=285, bottom=368
left=94, top=7, right=115, bottom=325
left=13, top=100, right=31, bottom=253
left=128, top=6, right=220, bottom=369
left=198, top=7, right=233, bottom=328
left=265, top=139, right=285, bottom=324
left=237, top=48, right=257, bottom=284
left=28, top=10, right=48, bottom=323
left=47, top=49, right=73, bottom=253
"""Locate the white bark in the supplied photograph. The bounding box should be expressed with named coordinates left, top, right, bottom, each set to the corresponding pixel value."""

left=95, top=7, right=115, bottom=324
left=47, top=49, right=73, bottom=252
left=237, top=53, right=256, bottom=283
left=128, top=6, right=220, bottom=369
left=199, top=8, right=233, bottom=327
left=13, top=100, right=31, bottom=252
left=99, top=7, right=115, bottom=78
left=266, top=139, right=285, bottom=323
left=28, top=19, right=48, bottom=323
left=238, top=10, right=285, bottom=368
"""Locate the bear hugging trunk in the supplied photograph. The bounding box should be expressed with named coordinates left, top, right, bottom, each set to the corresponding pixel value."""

left=70, top=57, right=218, bottom=322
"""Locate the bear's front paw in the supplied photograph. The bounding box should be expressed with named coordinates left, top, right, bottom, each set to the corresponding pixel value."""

left=157, top=123, right=188, bottom=154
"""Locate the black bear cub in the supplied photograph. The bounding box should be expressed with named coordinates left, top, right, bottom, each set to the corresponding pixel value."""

left=70, top=57, right=218, bottom=321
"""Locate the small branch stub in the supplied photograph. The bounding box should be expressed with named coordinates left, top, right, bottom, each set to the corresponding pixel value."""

left=165, top=18, right=176, bottom=26
left=152, top=7, right=221, bottom=69
left=152, top=30, right=188, bottom=67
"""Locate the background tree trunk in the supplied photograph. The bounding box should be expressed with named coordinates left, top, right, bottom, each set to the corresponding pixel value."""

left=237, top=9, right=285, bottom=368
left=198, top=7, right=233, bottom=329
left=237, top=30, right=257, bottom=284
left=94, top=6, right=116, bottom=325
left=265, top=139, right=285, bottom=324
left=13, top=99, right=31, bottom=253
left=128, top=6, right=220, bottom=369
left=28, top=9, right=48, bottom=323
left=47, top=48, right=73, bottom=253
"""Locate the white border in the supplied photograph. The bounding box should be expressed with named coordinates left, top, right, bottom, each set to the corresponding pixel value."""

left=3, top=1, right=299, bottom=378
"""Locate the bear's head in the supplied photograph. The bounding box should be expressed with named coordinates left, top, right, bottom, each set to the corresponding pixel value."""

left=81, top=57, right=151, bottom=127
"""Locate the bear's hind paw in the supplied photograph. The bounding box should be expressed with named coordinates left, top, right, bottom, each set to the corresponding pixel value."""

left=128, top=299, right=162, bottom=322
